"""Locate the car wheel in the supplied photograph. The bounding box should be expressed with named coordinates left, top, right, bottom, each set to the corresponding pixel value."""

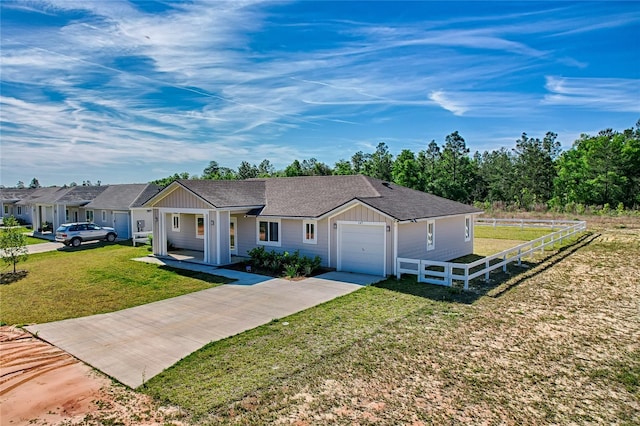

left=71, top=238, right=82, bottom=247
left=106, top=233, right=116, bottom=242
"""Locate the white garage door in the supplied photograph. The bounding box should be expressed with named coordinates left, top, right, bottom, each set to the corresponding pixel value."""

left=339, top=223, right=385, bottom=276
left=113, top=212, right=130, bottom=239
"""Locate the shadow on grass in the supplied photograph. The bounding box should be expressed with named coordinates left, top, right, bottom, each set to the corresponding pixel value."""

left=56, top=239, right=139, bottom=252
left=0, top=270, right=29, bottom=285
left=157, top=265, right=236, bottom=285
left=376, top=232, right=597, bottom=304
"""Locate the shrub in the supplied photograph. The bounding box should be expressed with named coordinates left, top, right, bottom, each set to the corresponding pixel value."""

left=247, top=248, right=322, bottom=277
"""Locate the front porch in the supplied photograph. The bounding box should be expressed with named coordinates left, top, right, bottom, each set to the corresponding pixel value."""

left=161, top=249, right=247, bottom=266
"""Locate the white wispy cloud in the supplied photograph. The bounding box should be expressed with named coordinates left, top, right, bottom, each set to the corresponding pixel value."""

left=543, top=76, right=640, bottom=113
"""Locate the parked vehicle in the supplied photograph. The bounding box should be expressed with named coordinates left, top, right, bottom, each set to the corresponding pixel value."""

left=55, top=222, right=117, bottom=247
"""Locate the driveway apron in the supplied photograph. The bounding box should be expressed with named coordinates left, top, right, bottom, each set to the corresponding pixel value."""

left=26, top=271, right=374, bottom=388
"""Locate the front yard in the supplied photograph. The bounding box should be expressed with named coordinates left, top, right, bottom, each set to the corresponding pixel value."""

left=1, top=221, right=638, bottom=425
left=0, top=243, right=233, bottom=325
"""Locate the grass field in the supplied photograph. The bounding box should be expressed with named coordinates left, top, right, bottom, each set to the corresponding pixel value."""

left=139, top=223, right=639, bottom=425
left=0, top=243, right=233, bottom=325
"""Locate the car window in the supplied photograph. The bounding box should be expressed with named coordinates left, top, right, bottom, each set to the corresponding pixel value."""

left=69, top=225, right=78, bottom=231
left=88, top=224, right=100, bottom=230
left=78, top=224, right=88, bottom=231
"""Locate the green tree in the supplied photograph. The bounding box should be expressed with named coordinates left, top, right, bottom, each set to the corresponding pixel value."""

left=333, top=159, right=354, bottom=175
left=257, top=159, right=275, bottom=177
left=202, top=161, right=220, bottom=178
left=512, top=132, right=559, bottom=208
left=237, top=161, right=258, bottom=180
left=16, top=181, right=25, bottom=189
left=284, top=160, right=304, bottom=177
left=351, top=151, right=366, bottom=174
left=438, top=131, right=474, bottom=201
left=392, top=149, right=420, bottom=189
left=417, top=140, right=441, bottom=193
left=29, top=178, right=41, bottom=189
left=0, top=216, right=29, bottom=274
left=362, top=142, right=393, bottom=181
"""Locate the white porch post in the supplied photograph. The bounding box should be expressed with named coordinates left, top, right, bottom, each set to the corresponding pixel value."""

left=216, top=210, right=221, bottom=265
left=159, top=212, right=167, bottom=256
left=204, top=211, right=210, bottom=263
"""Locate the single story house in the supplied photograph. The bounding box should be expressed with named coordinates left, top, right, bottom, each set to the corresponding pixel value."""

left=1, top=188, right=38, bottom=224
left=83, top=184, right=160, bottom=239
left=143, top=175, right=482, bottom=276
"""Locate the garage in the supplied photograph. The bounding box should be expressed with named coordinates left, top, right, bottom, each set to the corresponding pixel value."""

left=338, top=222, right=386, bottom=276
left=113, top=212, right=130, bottom=239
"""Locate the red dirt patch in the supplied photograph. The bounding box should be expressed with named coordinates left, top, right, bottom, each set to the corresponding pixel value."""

left=0, top=326, right=182, bottom=426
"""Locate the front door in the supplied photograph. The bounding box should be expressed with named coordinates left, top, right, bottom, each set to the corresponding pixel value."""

left=230, top=217, right=238, bottom=255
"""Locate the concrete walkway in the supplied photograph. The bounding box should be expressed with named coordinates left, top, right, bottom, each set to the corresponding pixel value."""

left=26, top=261, right=383, bottom=388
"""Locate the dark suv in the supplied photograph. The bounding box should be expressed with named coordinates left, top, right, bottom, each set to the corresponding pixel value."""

left=55, top=222, right=118, bottom=247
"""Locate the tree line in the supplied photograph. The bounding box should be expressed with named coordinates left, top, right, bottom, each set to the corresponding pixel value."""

left=151, top=120, right=636, bottom=211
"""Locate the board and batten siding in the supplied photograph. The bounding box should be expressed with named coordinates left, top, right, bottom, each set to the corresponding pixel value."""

left=329, top=204, right=394, bottom=274
left=154, top=187, right=210, bottom=209
left=397, top=215, right=472, bottom=262
left=167, top=213, right=204, bottom=251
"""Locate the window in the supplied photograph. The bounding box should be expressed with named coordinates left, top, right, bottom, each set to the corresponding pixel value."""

left=3, top=206, right=8, bottom=214
left=195, top=215, right=205, bottom=239
left=258, top=219, right=280, bottom=246
left=66, top=209, right=70, bottom=221
left=17, top=206, right=22, bottom=215
left=464, top=216, right=471, bottom=242
left=86, top=210, right=94, bottom=222
left=102, top=210, right=107, bottom=222
left=172, top=214, right=180, bottom=232
left=303, top=220, right=317, bottom=244
left=427, top=220, right=435, bottom=251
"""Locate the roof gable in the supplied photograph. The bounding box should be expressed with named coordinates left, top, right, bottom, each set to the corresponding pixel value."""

left=85, top=184, right=159, bottom=210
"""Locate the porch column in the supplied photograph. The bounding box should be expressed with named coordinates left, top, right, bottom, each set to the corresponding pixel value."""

left=203, top=211, right=210, bottom=263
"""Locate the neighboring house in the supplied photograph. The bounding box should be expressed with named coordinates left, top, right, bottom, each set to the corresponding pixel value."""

left=143, top=175, right=482, bottom=276
left=84, top=184, right=160, bottom=239
left=1, top=188, right=36, bottom=223
left=15, top=186, right=74, bottom=231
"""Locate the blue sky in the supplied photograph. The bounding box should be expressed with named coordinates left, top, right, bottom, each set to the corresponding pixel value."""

left=1, top=1, right=638, bottom=187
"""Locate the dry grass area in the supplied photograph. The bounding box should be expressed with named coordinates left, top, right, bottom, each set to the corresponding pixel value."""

left=197, top=223, right=639, bottom=425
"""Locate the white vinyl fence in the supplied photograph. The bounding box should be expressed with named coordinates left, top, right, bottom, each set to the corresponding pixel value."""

left=132, top=231, right=152, bottom=247
left=396, top=219, right=587, bottom=290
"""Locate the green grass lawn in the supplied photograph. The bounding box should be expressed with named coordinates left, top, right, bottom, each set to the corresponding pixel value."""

left=2, top=226, right=44, bottom=245
left=474, top=225, right=553, bottom=241
left=0, top=243, right=234, bottom=325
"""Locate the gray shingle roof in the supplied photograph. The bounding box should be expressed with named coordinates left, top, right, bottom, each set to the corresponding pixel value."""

left=159, top=176, right=481, bottom=220
left=57, top=185, right=108, bottom=206
left=15, top=187, right=72, bottom=205
left=1, top=188, right=36, bottom=203
left=85, top=184, right=160, bottom=210
left=177, top=180, right=266, bottom=208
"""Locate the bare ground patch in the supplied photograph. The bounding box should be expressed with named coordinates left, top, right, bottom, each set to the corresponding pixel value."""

left=202, top=227, right=639, bottom=425
left=0, top=326, right=185, bottom=426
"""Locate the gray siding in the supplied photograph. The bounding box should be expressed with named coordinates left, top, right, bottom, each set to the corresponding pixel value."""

left=397, top=216, right=472, bottom=261
left=235, top=214, right=256, bottom=257
left=217, top=211, right=231, bottom=265
left=329, top=204, right=394, bottom=274
left=132, top=209, right=153, bottom=233
left=155, top=187, right=210, bottom=209
left=167, top=213, right=204, bottom=251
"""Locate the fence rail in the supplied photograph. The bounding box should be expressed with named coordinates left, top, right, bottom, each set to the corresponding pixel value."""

left=132, top=231, right=152, bottom=247
left=396, top=219, right=587, bottom=289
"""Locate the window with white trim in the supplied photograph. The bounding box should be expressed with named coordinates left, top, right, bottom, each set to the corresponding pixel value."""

left=66, top=209, right=70, bottom=221
left=303, top=220, right=317, bottom=244
left=172, top=214, right=180, bottom=232
left=195, top=215, right=205, bottom=239
left=102, top=210, right=107, bottom=222
left=3, top=206, right=8, bottom=214
left=258, top=219, right=280, bottom=246
left=86, top=210, right=94, bottom=222
left=464, top=215, right=471, bottom=242
left=17, top=206, right=22, bottom=215
left=427, top=220, right=435, bottom=251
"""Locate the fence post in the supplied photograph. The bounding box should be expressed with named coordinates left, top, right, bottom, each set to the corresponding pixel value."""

left=503, top=254, right=507, bottom=272
left=520, top=219, right=524, bottom=229
left=484, top=259, right=490, bottom=281
left=517, top=248, right=522, bottom=266
left=447, top=264, right=453, bottom=287
left=464, top=265, right=469, bottom=290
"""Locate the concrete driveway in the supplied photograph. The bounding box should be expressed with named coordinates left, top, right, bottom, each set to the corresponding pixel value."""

left=27, top=266, right=382, bottom=388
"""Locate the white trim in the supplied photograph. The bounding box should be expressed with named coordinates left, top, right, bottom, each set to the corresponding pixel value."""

left=230, top=216, right=238, bottom=255
left=256, top=218, right=281, bottom=247
left=317, top=199, right=395, bottom=221
left=86, top=210, right=94, bottom=222
left=204, top=211, right=210, bottom=263
left=464, top=215, right=471, bottom=242
left=336, top=220, right=387, bottom=276
left=427, top=220, right=435, bottom=251
left=101, top=210, right=107, bottom=222
left=302, top=220, right=318, bottom=244
left=195, top=214, right=205, bottom=239
left=158, top=207, right=210, bottom=214
left=171, top=213, right=180, bottom=232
